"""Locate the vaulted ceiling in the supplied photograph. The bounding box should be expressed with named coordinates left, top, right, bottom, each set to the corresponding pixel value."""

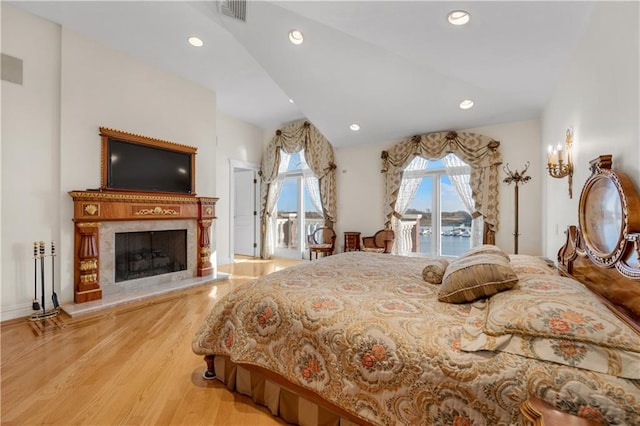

left=11, top=1, right=596, bottom=147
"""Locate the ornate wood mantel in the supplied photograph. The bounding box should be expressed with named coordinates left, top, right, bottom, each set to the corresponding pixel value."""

left=69, top=190, right=218, bottom=303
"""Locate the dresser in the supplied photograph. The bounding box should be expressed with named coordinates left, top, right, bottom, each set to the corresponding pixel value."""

left=343, top=232, right=361, bottom=252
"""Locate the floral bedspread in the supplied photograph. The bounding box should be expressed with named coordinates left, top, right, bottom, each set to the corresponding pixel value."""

left=192, top=252, right=639, bottom=425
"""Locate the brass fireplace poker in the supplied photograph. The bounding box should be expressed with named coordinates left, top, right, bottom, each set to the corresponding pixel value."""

left=30, top=241, right=60, bottom=321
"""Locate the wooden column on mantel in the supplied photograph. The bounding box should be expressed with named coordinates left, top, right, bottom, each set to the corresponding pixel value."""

left=69, top=190, right=218, bottom=303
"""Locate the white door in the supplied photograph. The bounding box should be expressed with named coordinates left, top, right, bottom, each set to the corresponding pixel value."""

left=234, top=169, right=257, bottom=257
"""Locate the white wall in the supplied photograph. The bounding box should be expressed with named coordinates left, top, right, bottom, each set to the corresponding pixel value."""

left=466, top=119, right=542, bottom=255
left=541, top=1, right=640, bottom=258
left=1, top=4, right=217, bottom=321
left=335, top=119, right=542, bottom=255
left=215, top=112, right=265, bottom=265
left=2, top=5, right=62, bottom=320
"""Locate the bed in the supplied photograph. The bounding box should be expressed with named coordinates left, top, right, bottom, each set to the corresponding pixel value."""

left=193, top=155, right=640, bottom=425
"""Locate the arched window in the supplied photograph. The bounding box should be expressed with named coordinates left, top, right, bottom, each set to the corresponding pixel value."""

left=259, top=121, right=337, bottom=259
left=382, top=131, right=502, bottom=255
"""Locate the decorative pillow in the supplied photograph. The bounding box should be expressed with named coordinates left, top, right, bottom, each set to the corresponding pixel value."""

left=458, top=244, right=510, bottom=261
left=438, top=253, right=518, bottom=303
left=484, top=275, right=640, bottom=350
left=508, top=254, right=559, bottom=276
left=422, top=258, right=450, bottom=284
left=460, top=275, right=640, bottom=379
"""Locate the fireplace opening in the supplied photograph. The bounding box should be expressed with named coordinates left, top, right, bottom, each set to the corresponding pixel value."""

left=115, top=230, right=187, bottom=282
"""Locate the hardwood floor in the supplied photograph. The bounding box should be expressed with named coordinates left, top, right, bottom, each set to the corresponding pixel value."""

left=1, top=256, right=303, bottom=425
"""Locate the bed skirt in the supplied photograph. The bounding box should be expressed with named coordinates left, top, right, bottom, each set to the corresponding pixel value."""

left=210, top=355, right=366, bottom=426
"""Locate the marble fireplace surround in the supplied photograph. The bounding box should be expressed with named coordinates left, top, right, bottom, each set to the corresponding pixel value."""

left=64, top=190, right=226, bottom=316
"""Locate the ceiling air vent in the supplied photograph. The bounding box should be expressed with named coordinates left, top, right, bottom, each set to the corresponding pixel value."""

left=220, top=0, right=246, bottom=22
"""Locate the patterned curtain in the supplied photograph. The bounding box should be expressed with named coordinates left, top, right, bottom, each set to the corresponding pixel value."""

left=259, top=121, right=337, bottom=259
left=441, top=154, right=483, bottom=248
left=391, top=156, right=427, bottom=254
left=299, top=151, right=323, bottom=216
left=381, top=131, right=502, bottom=244
left=261, top=153, right=291, bottom=258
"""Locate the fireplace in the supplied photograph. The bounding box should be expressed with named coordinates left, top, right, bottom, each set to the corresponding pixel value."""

left=69, top=190, right=218, bottom=303
left=115, top=229, right=187, bottom=282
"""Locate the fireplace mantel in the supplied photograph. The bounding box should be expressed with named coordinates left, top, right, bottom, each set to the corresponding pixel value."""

left=69, top=190, right=218, bottom=303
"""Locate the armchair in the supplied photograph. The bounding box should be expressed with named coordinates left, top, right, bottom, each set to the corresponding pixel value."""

left=307, top=227, right=336, bottom=261
left=362, top=229, right=395, bottom=253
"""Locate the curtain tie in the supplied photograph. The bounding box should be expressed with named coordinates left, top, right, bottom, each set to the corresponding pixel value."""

left=381, top=151, right=389, bottom=173
left=325, top=162, right=337, bottom=172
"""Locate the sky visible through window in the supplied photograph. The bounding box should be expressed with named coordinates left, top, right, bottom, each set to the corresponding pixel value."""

left=277, top=151, right=317, bottom=213
left=410, top=160, right=466, bottom=213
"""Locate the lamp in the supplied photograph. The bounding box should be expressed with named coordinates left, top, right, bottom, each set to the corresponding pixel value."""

left=547, top=128, right=574, bottom=198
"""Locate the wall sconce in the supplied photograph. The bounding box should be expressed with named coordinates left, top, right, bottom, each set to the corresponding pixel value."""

left=547, top=128, right=574, bottom=198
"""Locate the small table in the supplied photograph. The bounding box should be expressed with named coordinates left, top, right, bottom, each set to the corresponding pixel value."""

left=344, top=232, right=361, bottom=252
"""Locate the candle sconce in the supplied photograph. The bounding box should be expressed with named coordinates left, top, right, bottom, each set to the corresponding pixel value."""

left=547, top=128, right=574, bottom=198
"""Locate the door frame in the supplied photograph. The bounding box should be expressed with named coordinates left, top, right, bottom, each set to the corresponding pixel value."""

left=229, top=159, right=261, bottom=261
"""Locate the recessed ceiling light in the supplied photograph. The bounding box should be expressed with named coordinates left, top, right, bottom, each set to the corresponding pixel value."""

left=188, top=36, right=203, bottom=47
left=288, top=29, right=304, bottom=45
left=289, top=98, right=294, bottom=103
left=447, top=10, right=470, bottom=26
left=349, top=124, right=360, bottom=131
left=459, top=99, right=475, bottom=110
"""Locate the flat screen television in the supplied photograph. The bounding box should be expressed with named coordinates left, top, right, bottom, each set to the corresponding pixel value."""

left=100, top=128, right=196, bottom=194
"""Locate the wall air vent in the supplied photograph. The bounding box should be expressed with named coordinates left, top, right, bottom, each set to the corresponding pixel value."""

left=220, top=0, right=246, bottom=22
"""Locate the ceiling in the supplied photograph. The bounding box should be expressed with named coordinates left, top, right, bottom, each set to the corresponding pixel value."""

left=10, top=1, right=596, bottom=148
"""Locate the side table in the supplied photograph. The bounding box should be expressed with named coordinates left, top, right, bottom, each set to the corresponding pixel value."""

left=344, top=232, right=361, bottom=252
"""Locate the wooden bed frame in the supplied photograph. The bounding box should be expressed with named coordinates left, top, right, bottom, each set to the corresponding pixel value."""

left=557, top=155, right=640, bottom=333
left=201, top=155, right=640, bottom=426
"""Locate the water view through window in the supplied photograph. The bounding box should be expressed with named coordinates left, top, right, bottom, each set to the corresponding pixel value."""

left=275, top=153, right=472, bottom=258
left=407, top=157, right=472, bottom=257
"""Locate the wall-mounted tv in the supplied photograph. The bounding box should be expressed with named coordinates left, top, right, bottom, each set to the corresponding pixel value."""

left=100, top=128, right=196, bottom=194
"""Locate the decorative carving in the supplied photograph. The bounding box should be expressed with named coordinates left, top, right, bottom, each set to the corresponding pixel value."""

left=578, top=163, right=640, bottom=269
left=558, top=155, right=640, bottom=328
left=79, top=259, right=98, bottom=271
left=99, top=127, right=197, bottom=152
left=77, top=222, right=101, bottom=229
left=197, top=219, right=213, bottom=277
left=133, top=206, right=180, bottom=216
left=70, top=190, right=219, bottom=303
left=83, top=204, right=99, bottom=216
left=70, top=191, right=199, bottom=203
left=75, top=222, right=101, bottom=303
left=80, top=273, right=97, bottom=284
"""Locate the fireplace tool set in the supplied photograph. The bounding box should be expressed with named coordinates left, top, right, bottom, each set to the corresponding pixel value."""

left=30, top=241, right=60, bottom=321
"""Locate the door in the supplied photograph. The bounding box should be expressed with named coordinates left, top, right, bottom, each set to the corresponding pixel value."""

left=234, top=169, right=257, bottom=257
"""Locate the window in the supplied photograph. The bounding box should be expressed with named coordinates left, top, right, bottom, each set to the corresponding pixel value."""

left=274, top=151, right=322, bottom=259
left=405, top=155, right=474, bottom=257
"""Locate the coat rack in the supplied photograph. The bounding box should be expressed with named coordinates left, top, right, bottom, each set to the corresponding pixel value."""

left=503, top=162, right=531, bottom=254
